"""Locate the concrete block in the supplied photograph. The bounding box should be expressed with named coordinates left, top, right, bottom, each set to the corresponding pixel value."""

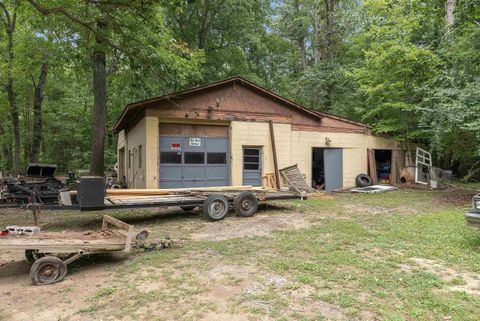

left=6, top=226, right=41, bottom=235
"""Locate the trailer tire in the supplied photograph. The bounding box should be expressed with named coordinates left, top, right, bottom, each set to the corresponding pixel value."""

left=30, top=256, right=67, bottom=285
left=355, top=174, right=373, bottom=187
left=233, top=192, right=259, bottom=217
left=202, top=194, right=229, bottom=221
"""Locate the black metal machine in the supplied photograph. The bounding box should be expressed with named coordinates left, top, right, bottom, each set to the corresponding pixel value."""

left=1, top=163, right=64, bottom=204
left=78, top=176, right=105, bottom=210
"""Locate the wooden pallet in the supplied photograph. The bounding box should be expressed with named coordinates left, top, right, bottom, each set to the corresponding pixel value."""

left=279, top=164, right=316, bottom=194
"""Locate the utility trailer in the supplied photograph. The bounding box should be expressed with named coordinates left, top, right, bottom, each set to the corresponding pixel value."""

left=0, top=215, right=172, bottom=285
left=104, top=190, right=300, bottom=221
left=35, top=187, right=302, bottom=222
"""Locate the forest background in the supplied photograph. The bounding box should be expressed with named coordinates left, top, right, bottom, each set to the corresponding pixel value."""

left=0, top=0, right=478, bottom=180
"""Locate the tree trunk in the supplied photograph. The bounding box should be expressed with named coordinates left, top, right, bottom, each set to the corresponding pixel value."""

left=298, top=39, right=308, bottom=71
left=3, top=8, right=20, bottom=174
left=30, top=63, right=48, bottom=163
left=313, top=6, right=322, bottom=64
left=198, top=0, right=210, bottom=49
left=323, top=0, right=335, bottom=60
left=445, top=0, right=456, bottom=27
left=0, top=120, right=9, bottom=164
left=90, top=20, right=107, bottom=176
left=294, top=0, right=308, bottom=70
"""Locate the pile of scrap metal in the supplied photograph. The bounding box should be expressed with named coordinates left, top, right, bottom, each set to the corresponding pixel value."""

left=1, top=163, right=64, bottom=204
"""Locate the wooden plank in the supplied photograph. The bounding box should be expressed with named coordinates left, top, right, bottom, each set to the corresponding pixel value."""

left=367, top=149, right=378, bottom=184
left=0, top=240, right=126, bottom=252
left=102, top=215, right=133, bottom=232
left=280, top=171, right=301, bottom=194
left=71, top=185, right=254, bottom=197
left=269, top=120, right=281, bottom=190
left=124, top=224, right=135, bottom=253
left=279, top=164, right=315, bottom=194
left=391, top=150, right=405, bottom=185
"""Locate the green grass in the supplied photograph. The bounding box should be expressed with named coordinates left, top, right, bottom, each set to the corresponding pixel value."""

left=94, top=287, right=116, bottom=298
left=108, top=190, right=480, bottom=320
left=3, top=189, right=480, bottom=320
left=218, top=194, right=480, bottom=320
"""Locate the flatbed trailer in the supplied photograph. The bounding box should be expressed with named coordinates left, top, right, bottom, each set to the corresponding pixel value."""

left=0, top=215, right=172, bottom=285
left=27, top=189, right=302, bottom=222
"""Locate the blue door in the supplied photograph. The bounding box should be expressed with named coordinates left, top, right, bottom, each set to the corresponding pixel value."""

left=159, top=136, right=229, bottom=188
left=324, top=148, right=343, bottom=192
left=242, top=147, right=262, bottom=186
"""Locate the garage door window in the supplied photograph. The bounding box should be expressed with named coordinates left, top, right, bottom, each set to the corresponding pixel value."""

left=160, top=152, right=181, bottom=164
left=185, top=152, right=205, bottom=164
left=207, top=152, right=227, bottom=164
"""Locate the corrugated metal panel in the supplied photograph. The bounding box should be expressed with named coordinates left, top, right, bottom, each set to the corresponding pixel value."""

left=159, top=135, right=229, bottom=188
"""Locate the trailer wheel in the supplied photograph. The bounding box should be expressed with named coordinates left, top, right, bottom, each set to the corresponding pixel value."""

left=202, top=194, right=229, bottom=221
left=30, top=256, right=67, bottom=285
left=233, top=192, right=259, bottom=217
left=181, top=206, right=196, bottom=211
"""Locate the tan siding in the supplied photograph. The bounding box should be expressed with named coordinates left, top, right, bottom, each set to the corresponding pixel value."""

left=122, top=116, right=402, bottom=190
left=145, top=116, right=159, bottom=188
left=231, top=120, right=400, bottom=188
left=230, top=122, right=291, bottom=186
left=126, top=118, right=146, bottom=188
left=117, top=130, right=126, bottom=181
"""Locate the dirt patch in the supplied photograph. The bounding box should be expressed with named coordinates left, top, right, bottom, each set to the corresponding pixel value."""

left=436, top=189, right=478, bottom=207
left=191, top=212, right=310, bottom=241
left=0, top=251, right=123, bottom=321
left=400, top=257, right=480, bottom=295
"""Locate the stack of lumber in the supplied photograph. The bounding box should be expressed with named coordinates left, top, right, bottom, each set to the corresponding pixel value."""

left=107, top=185, right=255, bottom=196
left=262, top=173, right=277, bottom=189
left=71, top=185, right=277, bottom=199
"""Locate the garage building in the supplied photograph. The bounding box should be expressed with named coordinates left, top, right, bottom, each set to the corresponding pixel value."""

left=113, top=77, right=407, bottom=191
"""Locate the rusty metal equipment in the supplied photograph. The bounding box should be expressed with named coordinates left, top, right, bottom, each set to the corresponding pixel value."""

left=2, top=163, right=63, bottom=204
left=0, top=215, right=177, bottom=285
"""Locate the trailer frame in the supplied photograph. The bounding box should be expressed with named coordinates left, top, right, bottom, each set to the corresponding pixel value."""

left=22, top=189, right=302, bottom=223
left=0, top=215, right=172, bottom=285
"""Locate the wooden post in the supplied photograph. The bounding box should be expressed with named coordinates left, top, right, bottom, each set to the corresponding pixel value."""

left=269, top=121, right=281, bottom=190
left=32, top=204, right=40, bottom=226
left=367, top=149, right=378, bottom=184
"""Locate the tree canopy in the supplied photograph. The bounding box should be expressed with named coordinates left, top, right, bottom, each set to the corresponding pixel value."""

left=0, top=0, right=479, bottom=180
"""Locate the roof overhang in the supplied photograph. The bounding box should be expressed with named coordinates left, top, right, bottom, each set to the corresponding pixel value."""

left=113, top=76, right=370, bottom=133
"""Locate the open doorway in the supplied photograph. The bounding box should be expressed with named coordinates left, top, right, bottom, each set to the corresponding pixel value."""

left=374, top=150, right=392, bottom=183
left=312, top=148, right=325, bottom=190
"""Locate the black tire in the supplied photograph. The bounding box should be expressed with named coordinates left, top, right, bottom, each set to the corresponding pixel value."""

left=355, top=174, right=373, bottom=187
left=30, top=256, right=67, bottom=286
left=233, top=192, right=259, bottom=217
left=202, top=194, right=229, bottom=221
left=180, top=206, right=196, bottom=211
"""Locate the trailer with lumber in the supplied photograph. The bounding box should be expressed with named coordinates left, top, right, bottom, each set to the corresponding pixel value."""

left=107, top=190, right=298, bottom=221
left=0, top=215, right=173, bottom=285
left=63, top=181, right=301, bottom=222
